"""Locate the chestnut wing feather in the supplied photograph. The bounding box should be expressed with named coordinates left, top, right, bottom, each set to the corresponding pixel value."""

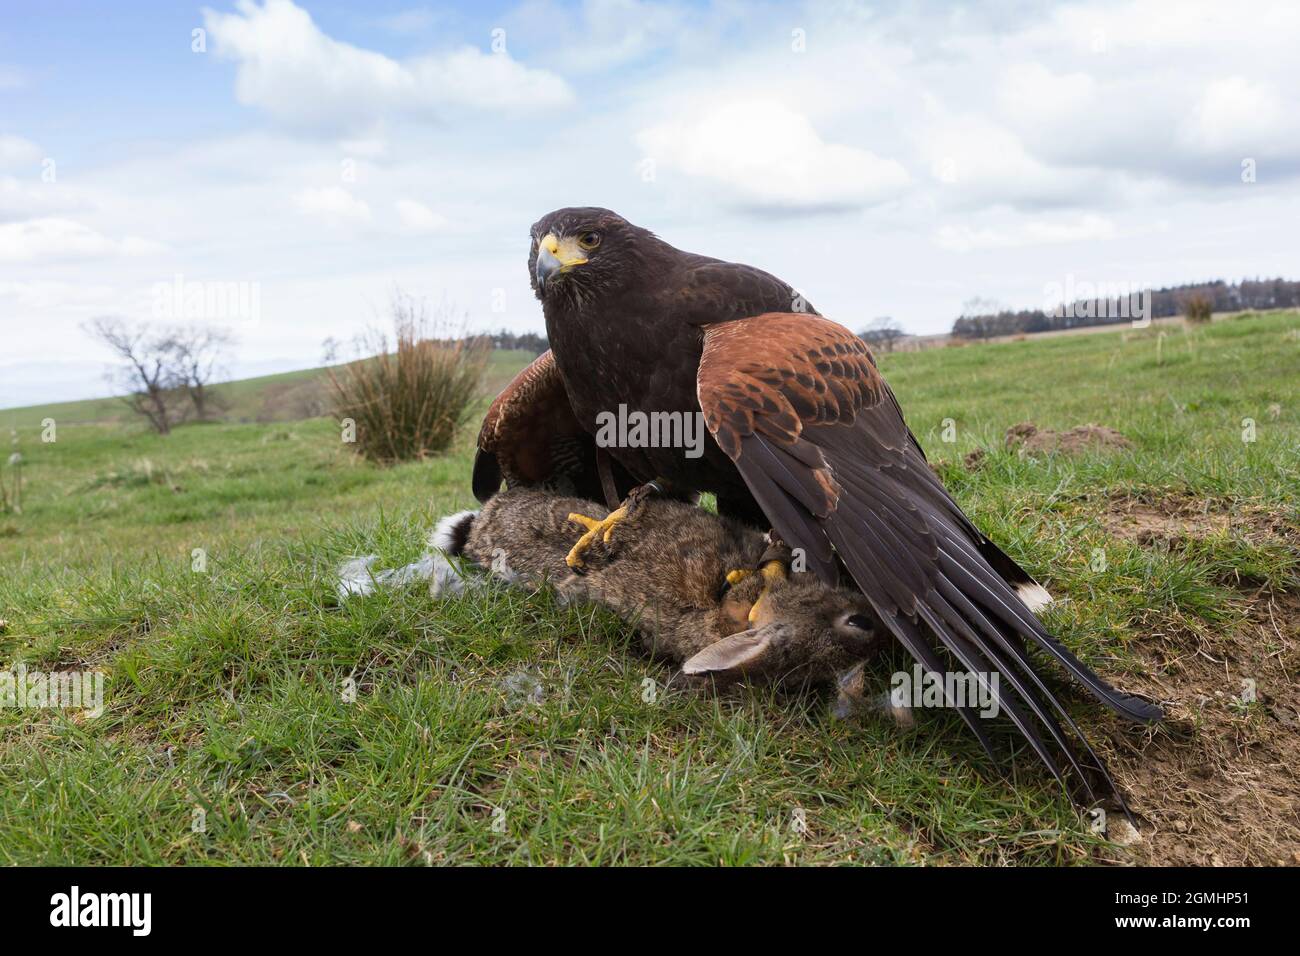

left=473, top=350, right=618, bottom=503
left=696, top=313, right=1161, bottom=808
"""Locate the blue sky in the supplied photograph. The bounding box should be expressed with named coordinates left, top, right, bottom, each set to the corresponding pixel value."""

left=3, top=0, right=1299, bottom=407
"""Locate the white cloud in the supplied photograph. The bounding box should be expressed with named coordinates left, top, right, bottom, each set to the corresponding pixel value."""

left=0, top=135, right=43, bottom=171
left=997, top=63, right=1097, bottom=126
left=394, top=198, right=447, bottom=233
left=916, top=112, right=1103, bottom=210
left=338, top=137, right=387, bottom=159
left=0, top=217, right=165, bottom=262
left=293, top=186, right=372, bottom=223
left=1181, top=76, right=1291, bottom=154
left=1, top=163, right=91, bottom=223
left=935, top=214, right=1118, bottom=252
left=980, top=0, right=1300, bottom=181
left=406, top=47, right=573, bottom=114
left=0, top=279, right=119, bottom=311
left=1, top=177, right=51, bottom=222
left=203, top=0, right=574, bottom=134
left=637, top=100, right=910, bottom=212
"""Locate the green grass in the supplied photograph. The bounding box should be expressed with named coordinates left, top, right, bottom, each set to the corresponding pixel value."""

left=0, top=314, right=1296, bottom=865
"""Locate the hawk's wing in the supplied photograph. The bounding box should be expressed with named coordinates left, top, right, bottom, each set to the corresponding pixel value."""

left=674, top=259, right=816, bottom=326
left=473, top=350, right=631, bottom=504
left=697, top=313, right=1161, bottom=805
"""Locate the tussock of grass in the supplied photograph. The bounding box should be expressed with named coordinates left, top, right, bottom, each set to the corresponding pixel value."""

left=326, top=294, right=489, bottom=464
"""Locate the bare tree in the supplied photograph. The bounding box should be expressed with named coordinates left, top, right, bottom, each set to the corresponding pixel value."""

left=859, top=316, right=908, bottom=353
left=162, top=325, right=236, bottom=420
left=83, top=317, right=187, bottom=434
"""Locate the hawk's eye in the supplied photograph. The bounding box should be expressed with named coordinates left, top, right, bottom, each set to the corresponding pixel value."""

left=578, top=231, right=601, bottom=250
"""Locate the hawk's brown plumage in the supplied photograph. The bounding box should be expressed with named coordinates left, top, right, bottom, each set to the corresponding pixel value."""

left=474, top=207, right=1161, bottom=810
left=473, top=348, right=634, bottom=506
left=473, top=351, right=581, bottom=494
left=699, top=313, right=886, bottom=459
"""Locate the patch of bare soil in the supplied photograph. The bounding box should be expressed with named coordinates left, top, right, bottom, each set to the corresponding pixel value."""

left=959, top=421, right=1133, bottom=471
left=1100, top=589, right=1300, bottom=866
left=1005, top=421, right=1134, bottom=456
left=1089, top=494, right=1300, bottom=863
left=1100, top=493, right=1295, bottom=549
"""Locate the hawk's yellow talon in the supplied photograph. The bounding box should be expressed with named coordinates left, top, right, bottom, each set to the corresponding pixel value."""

left=565, top=506, right=630, bottom=568
left=747, top=559, right=788, bottom=623
left=568, top=513, right=604, bottom=533
left=725, top=569, right=752, bottom=586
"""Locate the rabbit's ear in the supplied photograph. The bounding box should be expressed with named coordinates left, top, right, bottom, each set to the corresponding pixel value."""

left=682, top=628, right=777, bottom=676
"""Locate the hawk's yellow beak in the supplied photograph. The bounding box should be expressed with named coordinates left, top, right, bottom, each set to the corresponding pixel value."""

left=535, top=233, right=587, bottom=290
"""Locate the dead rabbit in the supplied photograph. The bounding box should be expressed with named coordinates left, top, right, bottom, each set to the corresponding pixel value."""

left=433, top=487, right=893, bottom=708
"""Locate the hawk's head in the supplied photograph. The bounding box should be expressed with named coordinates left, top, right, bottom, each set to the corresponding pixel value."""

left=528, top=207, right=656, bottom=306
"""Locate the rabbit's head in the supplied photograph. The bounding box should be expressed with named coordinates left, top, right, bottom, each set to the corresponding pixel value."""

left=685, top=575, right=882, bottom=687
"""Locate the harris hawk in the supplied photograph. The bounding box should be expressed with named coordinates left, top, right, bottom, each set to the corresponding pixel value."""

left=473, top=207, right=1161, bottom=811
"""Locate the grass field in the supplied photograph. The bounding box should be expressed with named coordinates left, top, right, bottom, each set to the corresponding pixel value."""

left=1, top=314, right=1296, bottom=865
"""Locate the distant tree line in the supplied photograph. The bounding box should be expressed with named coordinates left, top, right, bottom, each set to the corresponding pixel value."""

left=331, top=321, right=549, bottom=359
left=395, top=329, right=548, bottom=356
left=475, top=329, right=549, bottom=355
left=951, top=277, right=1300, bottom=339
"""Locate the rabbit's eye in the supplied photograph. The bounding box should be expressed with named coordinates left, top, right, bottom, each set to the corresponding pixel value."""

left=832, top=613, right=877, bottom=655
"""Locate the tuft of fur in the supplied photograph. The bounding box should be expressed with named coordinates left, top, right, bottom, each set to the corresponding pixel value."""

left=428, top=552, right=469, bottom=597
left=431, top=509, right=477, bottom=556
left=337, top=552, right=464, bottom=601
left=337, top=555, right=381, bottom=599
